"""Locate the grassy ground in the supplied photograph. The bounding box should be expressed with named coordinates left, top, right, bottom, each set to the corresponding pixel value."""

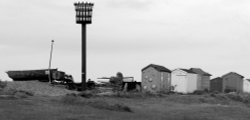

left=1, top=81, right=250, bottom=120
left=1, top=93, right=250, bottom=120
left=3, top=81, right=78, bottom=96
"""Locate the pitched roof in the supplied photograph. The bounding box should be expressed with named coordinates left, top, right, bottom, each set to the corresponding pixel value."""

left=142, top=64, right=171, bottom=73
left=221, top=72, right=244, bottom=78
left=189, top=68, right=212, bottom=76
left=210, top=77, right=222, bottom=81
left=180, top=69, right=196, bottom=74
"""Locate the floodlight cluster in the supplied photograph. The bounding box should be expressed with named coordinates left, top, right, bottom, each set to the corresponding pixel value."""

left=74, top=2, right=94, bottom=24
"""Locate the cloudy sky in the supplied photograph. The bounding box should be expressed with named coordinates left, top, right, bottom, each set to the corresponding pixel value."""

left=0, top=0, right=250, bottom=82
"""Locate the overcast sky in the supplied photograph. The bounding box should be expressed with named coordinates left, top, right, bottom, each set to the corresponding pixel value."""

left=0, top=0, right=250, bottom=82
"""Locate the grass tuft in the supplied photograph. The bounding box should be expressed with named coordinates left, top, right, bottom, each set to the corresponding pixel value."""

left=78, top=91, right=94, bottom=98
left=90, top=101, right=133, bottom=112
left=61, top=94, right=133, bottom=112
left=0, top=80, right=7, bottom=89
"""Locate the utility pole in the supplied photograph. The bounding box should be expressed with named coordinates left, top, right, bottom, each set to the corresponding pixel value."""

left=74, top=2, right=94, bottom=91
left=48, top=40, right=54, bottom=83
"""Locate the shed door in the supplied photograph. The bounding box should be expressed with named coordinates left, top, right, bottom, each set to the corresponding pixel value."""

left=174, top=75, right=186, bottom=93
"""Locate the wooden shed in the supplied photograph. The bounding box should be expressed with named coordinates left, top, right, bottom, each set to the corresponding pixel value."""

left=210, top=77, right=223, bottom=92
left=243, top=79, right=250, bottom=93
left=222, top=72, right=244, bottom=93
left=141, top=64, right=171, bottom=93
left=210, top=72, right=244, bottom=93
left=189, top=68, right=211, bottom=91
left=171, top=69, right=198, bottom=93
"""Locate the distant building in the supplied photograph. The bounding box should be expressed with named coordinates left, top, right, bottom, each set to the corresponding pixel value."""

left=210, top=72, right=244, bottom=93
left=243, top=79, right=250, bottom=93
left=210, top=77, right=223, bottom=92
left=171, top=69, right=198, bottom=93
left=189, top=68, right=212, bottom=91
left=222, top=72, right=244, bottom=93
left=141, top=64, right=171, bottom=93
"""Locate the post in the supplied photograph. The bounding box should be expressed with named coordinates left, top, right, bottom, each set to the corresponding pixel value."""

left=74, top=2, right=94, bottom=91
left=48, top=40, right=54, bottom=83
left=82, top=24, right=86, bottom=90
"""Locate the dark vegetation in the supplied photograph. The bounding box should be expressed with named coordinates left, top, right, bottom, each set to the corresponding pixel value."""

left=61, top=94, right=132, bottom=112
left=0, top=80, right=6, bottom=89
left=0, top=80, right=34, bottom=98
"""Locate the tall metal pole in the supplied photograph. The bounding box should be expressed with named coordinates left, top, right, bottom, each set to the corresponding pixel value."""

left=82, top=24, right=87, bottom=90
left=74, top=2, right=94, bottom=91
left=48, top=40, right=54, bottom=83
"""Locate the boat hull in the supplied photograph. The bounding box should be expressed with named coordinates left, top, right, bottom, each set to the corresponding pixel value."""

left=6, top=69, right=58, bottom=81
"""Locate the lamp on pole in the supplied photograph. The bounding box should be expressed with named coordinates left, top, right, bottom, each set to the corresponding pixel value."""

left=74, top=2, right=94, bottom=91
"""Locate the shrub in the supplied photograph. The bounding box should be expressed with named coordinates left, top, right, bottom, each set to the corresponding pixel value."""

left=0, top=80, right=7, bottom=89
left=224, top=89, right=236, bottom=93
left=192, top=90, right=207, bottom=95
left=90, top=101, right=133, bottom=112
left=78, top=91, right=94, bottom=98
left=112, top=104, right=132, bottom=112
left=110, top=91, right=162, bottom=98
left=209, top=93, right=250, bottom=105
left=210, top=93, right=228, bottom=100
left=225, top=93, right=250, bottom=103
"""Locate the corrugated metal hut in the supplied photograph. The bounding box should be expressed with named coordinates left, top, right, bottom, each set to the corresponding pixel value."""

left=141, top=64, right=171, bottom=93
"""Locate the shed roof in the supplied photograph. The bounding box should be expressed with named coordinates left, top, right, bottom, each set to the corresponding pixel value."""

left=189, top=68, right=212, bottom=76
left=180, top=69, right=197, bottom=74
left=142, top=64, right=171, bottom=73
left=221, top=72, right=244, bottom=78
left=210, top=77, right=222, bottom=81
